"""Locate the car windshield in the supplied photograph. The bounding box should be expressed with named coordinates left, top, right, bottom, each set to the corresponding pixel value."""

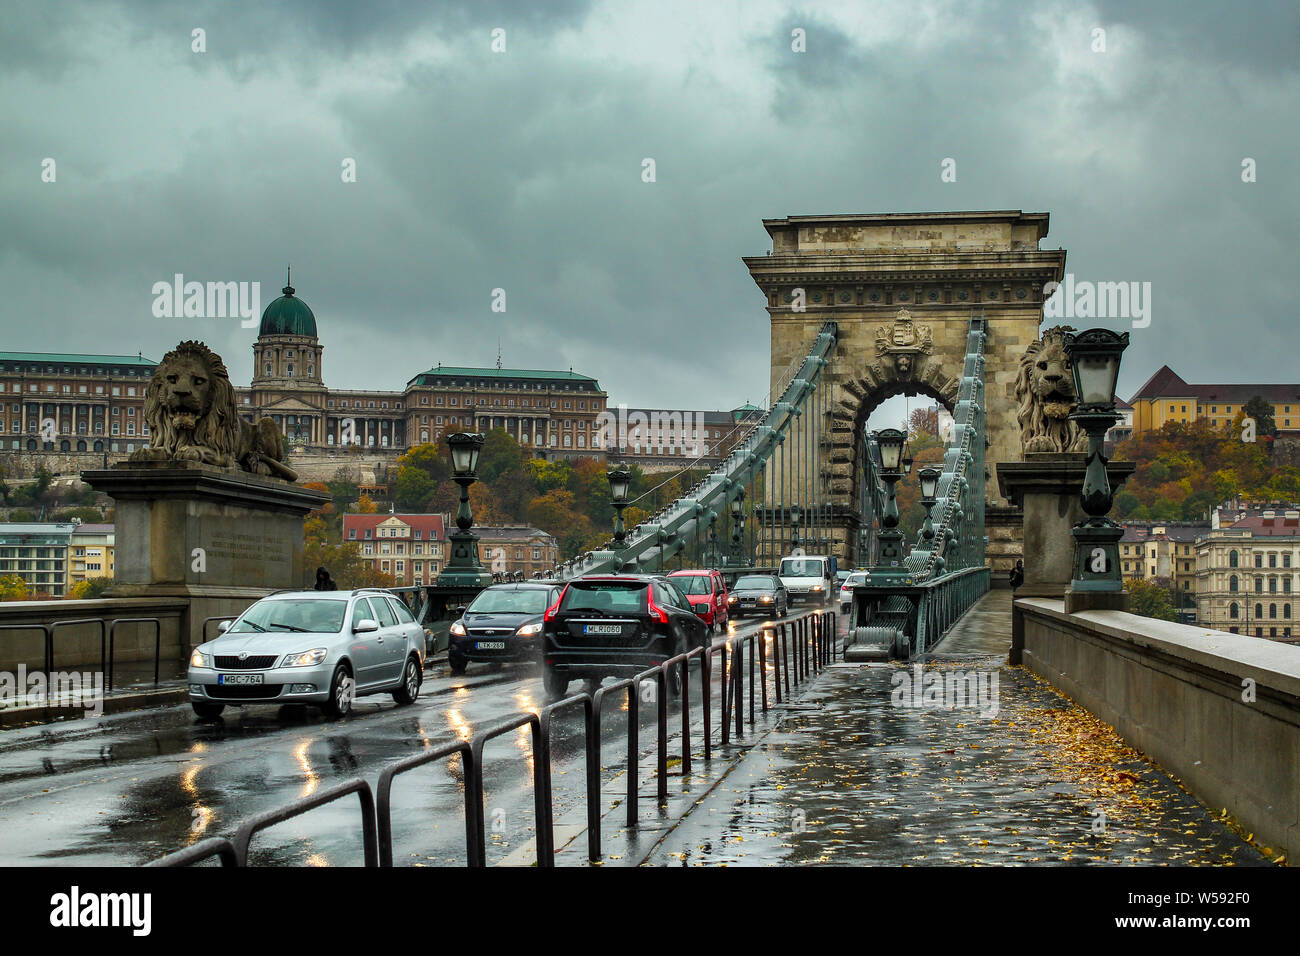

left=780, top=558, right=823, bottom=577
left=560, top=582, right=647, bottom=614
left=672, top=575, right=714, bottom=595
left=229, top=598, right=347, bottom=634
left=734, top=575, right=775, bottom=590
left=467, top=588, right=549, bottom=614
left=844, top=574, right=868, bottom=587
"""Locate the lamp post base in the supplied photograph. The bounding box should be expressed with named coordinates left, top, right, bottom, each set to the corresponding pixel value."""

left=436, top=531, right=494, bottom=588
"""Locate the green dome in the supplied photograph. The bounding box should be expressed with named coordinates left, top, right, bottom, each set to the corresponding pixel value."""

left=259, top=281, right=317, bottom=338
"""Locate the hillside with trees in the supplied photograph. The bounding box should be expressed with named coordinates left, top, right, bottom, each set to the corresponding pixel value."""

left=1112, top=419, right=1299, bottom=521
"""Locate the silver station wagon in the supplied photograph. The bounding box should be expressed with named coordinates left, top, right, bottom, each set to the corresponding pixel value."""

left=188, top=589, right=425, bottom=720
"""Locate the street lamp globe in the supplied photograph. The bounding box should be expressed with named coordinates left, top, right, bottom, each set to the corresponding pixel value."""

left=918, top=466, right=941, bottom=500
left=873, top=428, right=906, bottom=472
left=1063, top=328, right=1129, bottom=408
left=606, top=464, right=632, bottom=503
left=902, top=455, right=914, bottom=476
left=447, top=432, right=485, bottom=476
left=730, top=491, right=745, bottom=518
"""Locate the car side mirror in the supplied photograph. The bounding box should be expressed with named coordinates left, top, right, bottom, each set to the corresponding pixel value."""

left=217, top=620, right=231, bottom=633
left=354, top=618, right=379, bottom=633
left=455, top=605, right=467, bottom=616
left=694, top=606, right=709, bottom=617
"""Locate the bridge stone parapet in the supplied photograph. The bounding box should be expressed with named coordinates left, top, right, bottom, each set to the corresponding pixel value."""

left=0, top=597, right=189, bottom=671
left=1016, top=598, right=1300, bottom=862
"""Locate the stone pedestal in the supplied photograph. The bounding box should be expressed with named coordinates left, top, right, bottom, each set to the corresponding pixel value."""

left=996, top=454, right=1135, bottom=600
left=83, top=462, right=330, bottom=649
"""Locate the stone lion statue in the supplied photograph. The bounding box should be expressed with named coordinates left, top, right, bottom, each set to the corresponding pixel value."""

left=130, top=340, right=297, bottom=480
left=1016, top=326, right=1088, bottom=454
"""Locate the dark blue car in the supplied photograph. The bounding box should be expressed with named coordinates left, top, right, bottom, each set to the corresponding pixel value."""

left=448, top=582, right=561, bottom=675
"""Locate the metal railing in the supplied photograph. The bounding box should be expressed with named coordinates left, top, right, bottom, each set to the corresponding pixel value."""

left=149, top=608, right=838, bottom=868
left=0, top=614, right=171, bottom=700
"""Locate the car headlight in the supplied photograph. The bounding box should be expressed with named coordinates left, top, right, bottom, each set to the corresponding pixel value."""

left=190, top=649, right=210, bottom=668
left=727, top=596, right=737, bottom=603
left=760, top=594, right=773, bottom=603
left=282, top=648, right=327, bottom=667
left=811, top=584, right=823, bottom=591
left=450, top=621, right=467, bottom=637
left=516, top=622, right=543, bottom=637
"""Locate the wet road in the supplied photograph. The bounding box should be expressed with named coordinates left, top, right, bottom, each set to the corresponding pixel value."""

left=0, top=615, right=782, bottom=867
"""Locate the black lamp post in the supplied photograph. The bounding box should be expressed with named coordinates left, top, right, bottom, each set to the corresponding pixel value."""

left=437, top=432, right=493, bottom=587
left=871, top=427, right=909, bottom=581
left=1063, top=328, right=1130, bottom=598
left=607, top=464, right=632, bottom=551
left=730, top=490, right=748, bottom=566
left=917, top=466, right=940, bottom=546
left=789, top=502, right=802, bottom=553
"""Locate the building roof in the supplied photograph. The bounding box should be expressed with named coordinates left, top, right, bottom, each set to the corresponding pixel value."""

left=341, top=513, right=445, bottom=536
left=474, top=526, right=556, bottom=542
left=1230, top=515, right=1300, bottom=536
left=0, top=352, right=156, bottom=368
left=71, top=524, right=115, bottom=534
left=408, top=365, right=600, bottom=388
left=259, top=281, right=318, bottom=338
left=1127, top=365, right=1300, bottom=405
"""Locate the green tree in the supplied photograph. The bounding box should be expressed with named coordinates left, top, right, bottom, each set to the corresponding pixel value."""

left=394, top=467, right=438, bottom=511
left=1241, top=396, right=1277, bottom=440
left=0, top=574, right=28, bottom=601
left=68, top=577, right=114, bottom=600
left=478, top=429, right=524, bottom=483
left=1124, top=578, right=1178, bottom=621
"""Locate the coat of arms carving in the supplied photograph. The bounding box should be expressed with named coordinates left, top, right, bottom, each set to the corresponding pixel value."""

left=874, top=309, right=933, bottom=375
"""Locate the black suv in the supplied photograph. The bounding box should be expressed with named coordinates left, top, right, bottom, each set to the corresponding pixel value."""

left=541, top=574, right=708, bottom=699
left=448, top=582, right=562, bottom=675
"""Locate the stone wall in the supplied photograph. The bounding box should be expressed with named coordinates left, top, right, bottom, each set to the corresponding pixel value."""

left=0, top=597, right=190, bottom=671
left=1016, top=597, right=1300, bottom=862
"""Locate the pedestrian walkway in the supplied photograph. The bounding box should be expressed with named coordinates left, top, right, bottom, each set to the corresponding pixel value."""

left=637, top=590, right=1273, bottom=866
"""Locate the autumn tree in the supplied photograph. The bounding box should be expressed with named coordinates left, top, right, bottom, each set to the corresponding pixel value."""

left=1124, top=578, right=1178, bottom=622
left=0, top=574, right=28, bottom=601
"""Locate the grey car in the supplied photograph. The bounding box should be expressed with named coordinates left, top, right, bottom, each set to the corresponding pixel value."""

left=726, top=573, right=789, bottom=619
left=187, top=589, right=425, bottom=720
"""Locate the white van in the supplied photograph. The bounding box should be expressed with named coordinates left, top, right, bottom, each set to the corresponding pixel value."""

left=778, top=554, right=834, bottom=605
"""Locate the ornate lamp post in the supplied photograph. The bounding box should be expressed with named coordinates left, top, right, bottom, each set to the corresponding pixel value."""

left=437, top=432, right=493, bottom=587
left=871, top=427, right=909, bottom=582
left=917, top=466, right=940, bottom=547
left=788, top=502, right=802, bottom=553
left=730, top=490, right=749, bottom=566
left=1063, top=328, right=1130, bottom=600
left=607, top=464, right=632, bottom=551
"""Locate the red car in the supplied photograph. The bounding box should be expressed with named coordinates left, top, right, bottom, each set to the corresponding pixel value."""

left=667, top=569, right=729, bottom=634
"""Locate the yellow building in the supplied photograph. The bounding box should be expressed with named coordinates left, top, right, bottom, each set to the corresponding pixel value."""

left=1120, top=523, right=1205, bottom=620
left=68, top=522, right=115, bottom=586
left=1128, top=366, right=1300, bottom=436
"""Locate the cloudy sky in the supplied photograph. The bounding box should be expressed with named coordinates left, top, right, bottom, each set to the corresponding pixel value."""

left=3, top=0, right=1296, bottom=415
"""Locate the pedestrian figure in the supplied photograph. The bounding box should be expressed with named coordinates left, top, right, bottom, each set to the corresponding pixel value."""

left=1008, top=559, right=1024, bottom=594
left=314, top=566, right=338, bottom=591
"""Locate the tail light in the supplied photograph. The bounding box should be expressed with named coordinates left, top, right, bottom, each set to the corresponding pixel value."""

left=544, top=585, right=568, bottom=623
left=646, top=587, right=669, bottom=624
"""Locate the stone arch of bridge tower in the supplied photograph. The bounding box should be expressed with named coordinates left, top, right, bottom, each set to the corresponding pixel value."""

left=829, top=359, right=961, bottom=564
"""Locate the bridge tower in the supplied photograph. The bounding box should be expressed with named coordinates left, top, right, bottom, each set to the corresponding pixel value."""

left=745, top=211, right=1066, bottom=572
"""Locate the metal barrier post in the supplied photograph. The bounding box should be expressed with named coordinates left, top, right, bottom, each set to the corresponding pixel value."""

left=49, top=619, right=107, bottom=684
left=375, top=740, right=474, bottom=867
left=0, top=625, right=53, bottom=701
left=592, top=677, right=635, bottom=848
left=538, top=693, right=594, bottom=867
left=468, top=713, right=546, bottom=868
left=231, top=778, right=378, bottom=867
left=147, top=836, right=239, bottom=867
left=759, top=627, right=771, bottom=712
left=107, top=617, right=163, bottom=691
left=732, top=635, right=744, bottom=739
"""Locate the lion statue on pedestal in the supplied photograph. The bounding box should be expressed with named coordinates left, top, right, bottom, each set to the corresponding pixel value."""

left=129, top=340, right=297, bottom=480
left=1015, top=326, right=1088, bottom=454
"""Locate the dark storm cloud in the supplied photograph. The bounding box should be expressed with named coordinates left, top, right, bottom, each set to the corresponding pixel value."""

left=1, top=0, right=1297, bottom=412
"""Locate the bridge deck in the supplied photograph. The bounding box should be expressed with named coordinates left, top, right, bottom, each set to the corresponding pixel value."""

left=637, top=598, right=1269, bottom=866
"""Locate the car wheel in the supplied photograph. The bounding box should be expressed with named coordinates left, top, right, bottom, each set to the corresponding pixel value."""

left=543, top=668, right=569, bottom=700
left=322, top=664, right=354, bottom=719
left=191, top=701, right=225, bottom=720
left=448, top=653, right=467, bottom=676
left=392, top=656, right=421, bottom=705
